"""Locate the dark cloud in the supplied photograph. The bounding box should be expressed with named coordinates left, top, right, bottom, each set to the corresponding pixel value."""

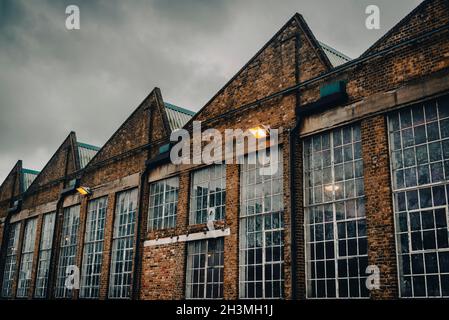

left=0, top=0, right=422, bottom=182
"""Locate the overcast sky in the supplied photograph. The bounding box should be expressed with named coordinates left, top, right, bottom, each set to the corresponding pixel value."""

left=0, top=0, right=422, bottom=182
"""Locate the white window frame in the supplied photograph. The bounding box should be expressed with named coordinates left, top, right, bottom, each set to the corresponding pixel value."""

left=148, top=177, right=179, bottom=231
left=55, top=205, right=80, bottom=299
left=190, top=165, right=226, bottom=225
left=185, top=238, right=224, bottom=299
left=34, top=212, right=55, bottom=298
left=239, top=150, right=284, bottom=299
left=80, top=197, right=107, bottom=299
left=303, top=124, right=369, bottom=299
left=108, top=188, right=138, bottom=299
left=1, top=223, right=21, bottom=298
left=17, top=218, right=37, bottom=298
left=388, top=97, right=449, bottom=298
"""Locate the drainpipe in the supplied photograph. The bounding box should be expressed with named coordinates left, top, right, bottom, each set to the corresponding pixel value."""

left=132, top=166, right=150, bottom=300
left=289, top=28, right=302, bottom=300
left=132, top=149, right=171, bottom=300
left=46, top=180, right=80, bottom=299
left=289, top=121, right=300, bottom=300
left=132, top=107, right=153, bottom=300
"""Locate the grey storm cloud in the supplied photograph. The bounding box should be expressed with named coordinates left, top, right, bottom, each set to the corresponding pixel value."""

left=0, top=0, right=422, bottom=182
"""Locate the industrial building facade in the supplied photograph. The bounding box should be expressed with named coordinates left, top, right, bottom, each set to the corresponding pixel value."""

left=0, top=0, right=449, bottom=300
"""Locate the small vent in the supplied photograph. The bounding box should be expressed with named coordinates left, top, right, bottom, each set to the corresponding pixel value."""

left=320, top=81, right=346, bottom=98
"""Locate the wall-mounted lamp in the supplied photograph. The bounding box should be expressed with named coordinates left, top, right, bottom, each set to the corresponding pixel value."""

left=249, top=125, right=270, bottom=139
left=76, top=186, right=91, bottom=196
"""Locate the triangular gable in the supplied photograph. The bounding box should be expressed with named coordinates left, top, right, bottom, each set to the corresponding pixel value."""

left=87, top=87, right=170, bottom=166
left=0, top=160, right=22, bottom=204
left=185, top=13, right=333, bottom=124
left=27, top=132, right=80, bottom=190
left=362, top=0, right=449, bottom=57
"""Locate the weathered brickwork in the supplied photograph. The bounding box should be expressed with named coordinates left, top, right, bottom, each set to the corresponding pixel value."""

left=0, top=0, right=448, bottom=300
left=363, top=0, right=449, bottom=55
left=361, top=116, right=398, bottom=299
left=194, top=15, right=329, bottom=123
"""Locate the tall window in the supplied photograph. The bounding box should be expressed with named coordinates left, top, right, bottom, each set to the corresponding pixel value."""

left=148, top=177, right=179, bottom=230
left=1, top=223, right=21, bottom=298
left=388, top=97, right=449, bottom=298
left=17, top=218, right=37, bottom=297
left=186, top=238, right=224, bottom=299
left=34, top=212, right=55, bottom=298
left=190, top=165, right=226, bottom=224
left=80, top=197, right=107, bottom=299
left=109, top=188, right=137, bottom=299
left=304, top=124, right=368, bottom=299
left=240, top=151, right=284, bottom=298
left=55, top=205, right=80, bottom=298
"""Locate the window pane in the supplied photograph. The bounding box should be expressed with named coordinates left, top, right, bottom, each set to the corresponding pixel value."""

left=1, top=223, right=21, bottom=298
left=389, top=98, right=449, bottom=298
left=17, top=218, right=37, bottom=298
left=55, top=205, right=80, bottom=298
left=190, top=165, right=226, bottom=224
left=148, top=177, right=179, bottom=230
left=80, top=197, right=107, bottom=298
left=186, top=238, right=224, bottom=299
left=304, top=124, right=368, bottom=299
left=240, top=149, right=284, bottom=299
left=109, top=189, right=137, bottom=299
left=35, top=213, right=56, bottom=298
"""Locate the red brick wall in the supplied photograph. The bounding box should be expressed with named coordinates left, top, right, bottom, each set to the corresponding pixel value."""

left=194, top=16, right=328, bottom=123
left=364, top=0, right=449, bottom=55
left=140, top=171, right=189, bottom=299
left=0, top=0, right=448, bottom=301
left=361, top=115, right=398, bottom=299
left=292, top=0, right=449, bottom=300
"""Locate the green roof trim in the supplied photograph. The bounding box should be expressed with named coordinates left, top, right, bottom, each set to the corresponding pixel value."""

left=21, top=168, right=40, bottom=175
left=78, top=142, right=101, bottom=151
left=78, top=142, right=100, bottom=169
left=21, top=168, right=40, bottom=192
left=164, top=102, right=196, bottom=116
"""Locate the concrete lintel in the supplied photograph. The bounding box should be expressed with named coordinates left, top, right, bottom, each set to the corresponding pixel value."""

left=80, top=173, right=140, bottom=200
left=10, top=201, right=58, bottom=223
left=144, top=228, right=231, bottom=247
left=300, top=70, right=449, bottom=136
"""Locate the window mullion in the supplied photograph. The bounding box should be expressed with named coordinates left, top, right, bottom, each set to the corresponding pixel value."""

left=204, top=240, right=209, bottom=298
left=330, top=132, right=340, bottom=299
left=162, top=182, right=167, bottom=229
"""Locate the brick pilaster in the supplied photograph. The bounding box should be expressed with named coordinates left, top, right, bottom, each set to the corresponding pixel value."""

left=224, top=164, right=239, bottom=299
left=361, top=115, right=399, bottom=299
left=99, top=193, right=116, bottom=299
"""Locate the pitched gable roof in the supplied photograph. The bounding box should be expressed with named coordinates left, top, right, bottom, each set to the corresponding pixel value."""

left=25, top=132, right=80, bottom=191
left=182, top=13, right=340, bottom=126
left=361, top=0, right=449, bottom=57
left=0, top=160, right=22, bottom=203
left=86, top=88, right=170, bottom=166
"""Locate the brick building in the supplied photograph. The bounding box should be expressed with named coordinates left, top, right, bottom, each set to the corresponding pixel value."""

left=0, top=0, right=449, bottom=300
